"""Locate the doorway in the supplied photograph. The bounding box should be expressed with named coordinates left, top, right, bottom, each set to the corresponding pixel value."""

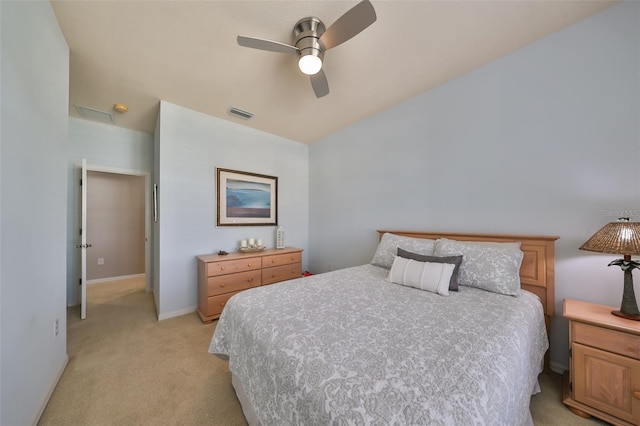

left=78, top=163, right=151, bottom=318
left=86, top=171, right=145, bottom=282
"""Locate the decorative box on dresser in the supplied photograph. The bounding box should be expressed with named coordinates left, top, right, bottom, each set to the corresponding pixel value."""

left=197, top=247, right=303, bottom=323
left=563, top=298, right=640, bottom=426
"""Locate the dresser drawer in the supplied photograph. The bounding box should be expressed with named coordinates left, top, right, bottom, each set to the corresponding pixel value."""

left=263, top=263, right=302, bottom=285
left=197, top=248, right=303, bottom=323
left=573, top=322, right=640, bottom=360
left=207, top=270, right=261, bottom=296
left=206, top=292, right=240, bottom=317
left=263, top=251, right=302, bottom=268
left=206, top=257, right=261, bottom=277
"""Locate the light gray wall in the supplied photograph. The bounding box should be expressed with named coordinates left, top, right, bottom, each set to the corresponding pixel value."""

left=0, top=2, right=69, bottom=424
left=309, top=1, right=640, bottom=373
left=67, top=117, right=153, bottom=305
left=155, top=101, right=309, bottom=319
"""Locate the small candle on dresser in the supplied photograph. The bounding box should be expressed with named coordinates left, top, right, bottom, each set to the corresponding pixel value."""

left=257, top=239, right=263, bottom=247
left=248, top=238, right=255, bottom=246
left=240, top=240, right=247, bottom=248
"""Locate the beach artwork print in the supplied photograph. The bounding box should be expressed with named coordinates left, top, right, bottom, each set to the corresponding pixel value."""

left=217, top=168, right=278, bottom=226
left=226, top=179, right=271, bottom=218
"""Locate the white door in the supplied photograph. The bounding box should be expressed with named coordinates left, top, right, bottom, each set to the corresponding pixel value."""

left=79, top=159, right=89, bottom=319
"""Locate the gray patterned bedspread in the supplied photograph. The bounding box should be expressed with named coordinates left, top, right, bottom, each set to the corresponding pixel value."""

left=209, top=264, right=548, bottom=426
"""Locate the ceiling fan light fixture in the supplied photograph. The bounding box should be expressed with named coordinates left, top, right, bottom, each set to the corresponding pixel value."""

left=298, top=54, right=322, bottom=75
left=236, top=0, right=376, bottom=97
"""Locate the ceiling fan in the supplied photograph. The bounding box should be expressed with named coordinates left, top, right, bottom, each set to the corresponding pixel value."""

left=237, top=0, right=377, bottom=98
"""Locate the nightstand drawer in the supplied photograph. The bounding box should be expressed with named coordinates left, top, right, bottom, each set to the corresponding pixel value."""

left=573, top=322, right=640, bottom=360
left=206, top=257, right=261, bottom=277
left=206, top=270, right=261, bottom=296
left=572, top=343, right=640, bottom=424
left=262, top=263, right=302, bottom=285
left=263, top=252, right=302, bottom=268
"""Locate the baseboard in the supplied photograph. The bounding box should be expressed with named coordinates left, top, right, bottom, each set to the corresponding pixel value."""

left=157, top=306, right=197, bottom=321
left=32, top=354, right=69, bottom=426
left=87, top=273, right=145, bottom=285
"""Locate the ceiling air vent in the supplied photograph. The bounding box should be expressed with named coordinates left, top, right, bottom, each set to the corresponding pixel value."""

left=74, top=105, right=115, bottom=123
left=228, top=107, right=254, bottom=120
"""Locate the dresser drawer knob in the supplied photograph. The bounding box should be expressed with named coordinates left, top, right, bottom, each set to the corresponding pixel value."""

left=220, top=301, right=226, bottom=307
left=220, top=266, right=225, bottom=271
left=248, top=278, right=253, bottom=283
left=219, top=283, right=225, bottom=288
left=633, top=391, right=640, bottom=400
left=248, top=263, right=252, bottom=267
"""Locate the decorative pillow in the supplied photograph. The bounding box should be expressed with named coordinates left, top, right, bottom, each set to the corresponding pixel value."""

left=387, top=256, right=454, bottom=296
left=371, top=233, right=436, bottom=269
left=397, top=248, right=463, bottom=291
left=433, top=238, right=524, bottom=296
left=457, top=240, right=521, bottom=249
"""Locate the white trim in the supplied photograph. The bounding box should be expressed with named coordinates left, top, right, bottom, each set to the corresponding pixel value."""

left=157, top=306, right=197, bottom=321
left=32, top=354, right=69, bottom=426
left=87, top=273, right=145, bottom=285
left=82, top=162, right=147, bottom=177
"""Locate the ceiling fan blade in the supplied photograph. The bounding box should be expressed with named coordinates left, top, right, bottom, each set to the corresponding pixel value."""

left=310, top=70, right=329, bottom=98
left=319, top=0, right=376, bottom=50
left=237, top=35, right=298, bottom=55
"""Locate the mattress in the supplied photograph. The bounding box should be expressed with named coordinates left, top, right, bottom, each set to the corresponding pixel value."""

left=209, top=264, right=548, bottom=425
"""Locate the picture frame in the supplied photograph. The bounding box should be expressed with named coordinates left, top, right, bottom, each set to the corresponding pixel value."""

left=217, top=168, right=278, bottom=226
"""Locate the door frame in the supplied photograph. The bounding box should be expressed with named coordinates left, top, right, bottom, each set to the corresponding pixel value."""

left=81, top=162, right=152, bottom=295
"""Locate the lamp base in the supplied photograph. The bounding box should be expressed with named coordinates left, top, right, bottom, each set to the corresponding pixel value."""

left=611, top=310, right=640, bottom=321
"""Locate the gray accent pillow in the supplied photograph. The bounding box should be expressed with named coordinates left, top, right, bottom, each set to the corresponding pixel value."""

left=434, top=238, right=524, bottom=296
left=397, top=248, right=463, bottom=292
left=370, top=233, right=436, bottom=269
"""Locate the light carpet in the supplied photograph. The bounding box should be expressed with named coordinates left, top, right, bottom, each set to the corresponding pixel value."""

left=39, top=277, right=607, bottom=425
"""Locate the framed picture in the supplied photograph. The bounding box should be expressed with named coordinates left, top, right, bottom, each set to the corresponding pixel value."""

left=217, top=168, right=278, bottom=226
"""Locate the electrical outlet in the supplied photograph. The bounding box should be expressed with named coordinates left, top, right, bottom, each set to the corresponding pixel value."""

left=98, top=258, right=104, bottom=265
left=54, top=319, right=59, bottom=337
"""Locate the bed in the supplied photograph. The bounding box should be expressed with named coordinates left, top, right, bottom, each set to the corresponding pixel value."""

left=209, top=230, right=558, bottom=425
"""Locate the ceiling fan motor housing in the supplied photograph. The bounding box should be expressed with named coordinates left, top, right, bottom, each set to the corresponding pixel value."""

left=294, top=17, right=326, bottom=65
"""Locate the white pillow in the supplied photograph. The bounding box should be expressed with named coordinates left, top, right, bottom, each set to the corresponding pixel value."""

left=434, top=238, right=523, bottom=296
left=387, top=256, right=454, bottom=296
left=371, top=233, right=436, bottom=269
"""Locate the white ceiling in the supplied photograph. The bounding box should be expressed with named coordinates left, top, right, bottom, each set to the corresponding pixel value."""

left=51, top=0, right=616, bottom=145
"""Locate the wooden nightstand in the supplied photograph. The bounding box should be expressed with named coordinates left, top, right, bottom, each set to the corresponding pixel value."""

left=563, top=299, right=640, bottom=425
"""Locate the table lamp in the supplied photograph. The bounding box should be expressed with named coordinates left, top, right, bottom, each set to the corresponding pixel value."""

left=579, top=217, right=640, bottom=321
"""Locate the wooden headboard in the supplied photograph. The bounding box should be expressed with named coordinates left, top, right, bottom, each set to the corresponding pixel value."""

left=377, top=230, right=559, bottom=334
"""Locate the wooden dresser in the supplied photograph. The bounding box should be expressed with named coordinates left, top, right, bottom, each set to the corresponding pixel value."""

left=196, top=247, right=303, bottom=323
left=563, top=299, right=640, bottom=425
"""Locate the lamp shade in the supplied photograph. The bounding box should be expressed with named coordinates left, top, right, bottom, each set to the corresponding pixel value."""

left=579, top=218, right=640, bottom=256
